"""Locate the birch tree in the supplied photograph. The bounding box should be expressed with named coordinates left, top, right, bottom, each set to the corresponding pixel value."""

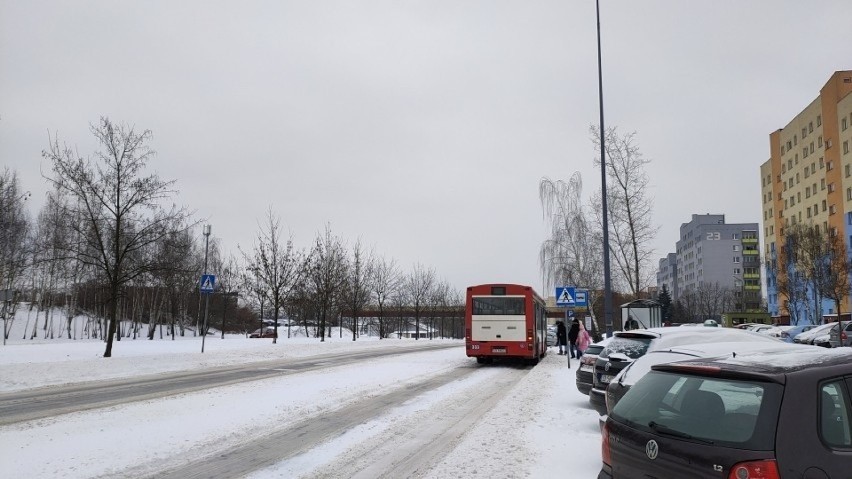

left=42, top=118, right=193, bottom=357
left=371, top=255, right=401, bottom=339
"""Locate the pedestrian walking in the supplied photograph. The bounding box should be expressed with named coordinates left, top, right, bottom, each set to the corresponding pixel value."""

left=568, top=318, right=580, bottom=358
left=576, top=322, right=591, bottom=360
left=556, top=321, right=567, bottom=355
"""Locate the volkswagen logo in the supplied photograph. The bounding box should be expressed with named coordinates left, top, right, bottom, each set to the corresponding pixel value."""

left=604, top=362, right=611, bottom=372
left=645, top=440, right=659, bottom=460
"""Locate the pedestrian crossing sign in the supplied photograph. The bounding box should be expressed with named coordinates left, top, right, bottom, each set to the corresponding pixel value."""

left=200, top=274, right=216, bottom=294
left=555, top=287, right=576, bottom=306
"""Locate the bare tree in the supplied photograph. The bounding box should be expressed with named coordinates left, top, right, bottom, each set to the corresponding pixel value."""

left=341, top=239, right=373, bottom=340
left=405, top=263, right=435, bottom=340
left=42, top=118, right=193, bottom=357
left=371, top=255, right=402, bottom=339
left=240, top=208, right=305, bottom=343
left=591, top=126, right=658, bottom=296
left=695, top=282, right=734, bottom=321
left=775, top=231, right=810, bottom=324
left=306, top=224, right=347, bottom=341
left=1, top=168, right=31, bottom=339
left=824, top=231, right=851, bottom=320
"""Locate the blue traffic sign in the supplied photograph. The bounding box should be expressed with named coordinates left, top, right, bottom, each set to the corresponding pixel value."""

left=555, top=287, right=576, bottom=306
left=200, top=274, right=216, bottom=294
left=573, top=290, right=588, bottom=308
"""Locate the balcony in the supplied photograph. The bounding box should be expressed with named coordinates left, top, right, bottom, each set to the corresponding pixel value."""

left=744, top=273, right=761, bottom=279
left=742, top=237, right=758, bottom=244
left=742, top=249, right=760, bottom=255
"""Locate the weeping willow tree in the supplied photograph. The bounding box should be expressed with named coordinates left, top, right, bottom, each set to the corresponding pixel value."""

left=539, top=172, right=604, bottom=320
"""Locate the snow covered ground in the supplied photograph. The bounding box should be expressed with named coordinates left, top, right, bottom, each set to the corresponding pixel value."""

left=0, top=310, right=604, bottom=478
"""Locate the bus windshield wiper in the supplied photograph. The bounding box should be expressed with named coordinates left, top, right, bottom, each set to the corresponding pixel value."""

left=648, top=421, right=714, bottom=445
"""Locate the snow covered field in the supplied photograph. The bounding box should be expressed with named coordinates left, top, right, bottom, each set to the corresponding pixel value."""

left=0, top=313, right=604, bottom=478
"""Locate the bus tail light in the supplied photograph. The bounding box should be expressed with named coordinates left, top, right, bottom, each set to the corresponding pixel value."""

left=727, top=460, right=779, bottom=479
left=466, top=328, right=471, bottom=341
left=527, top=329, right=533, bottom=342
left=601, top=421, right=611, bottom=466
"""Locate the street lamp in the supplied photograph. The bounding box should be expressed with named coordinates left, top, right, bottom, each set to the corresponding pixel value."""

left=596, top=0, right=615, bottom=337
left=201, top=224, right=211, bottom=353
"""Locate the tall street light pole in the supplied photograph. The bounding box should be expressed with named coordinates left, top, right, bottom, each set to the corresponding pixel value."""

left=201, top=224, right=211, bottom=353
left=596, top=0, right=615, bottom=337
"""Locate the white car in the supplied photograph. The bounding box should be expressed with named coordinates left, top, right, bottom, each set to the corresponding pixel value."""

left=794, top=323, right=836, bottom=345
left=604, top=339, right=802, bottom=414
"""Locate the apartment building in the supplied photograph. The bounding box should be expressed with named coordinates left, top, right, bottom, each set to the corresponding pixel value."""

left=656, top=253, right=678, bottom=299
left=657, top=214, right=761, bottom=311
left=759, top=70, right=852, bottom=320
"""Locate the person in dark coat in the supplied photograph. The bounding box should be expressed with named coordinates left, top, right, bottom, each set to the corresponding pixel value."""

left=556, top=321, right=567, bottom=355
left=568, top=319, right=580, bottom=358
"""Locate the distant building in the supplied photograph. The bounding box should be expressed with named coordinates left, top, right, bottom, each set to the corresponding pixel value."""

left=656, top=214, right=761, bottom=311
left=759, top=70, right=852, bottom=321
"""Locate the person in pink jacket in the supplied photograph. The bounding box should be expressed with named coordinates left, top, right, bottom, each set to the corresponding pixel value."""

left=575, top=322, right=591, bottom=359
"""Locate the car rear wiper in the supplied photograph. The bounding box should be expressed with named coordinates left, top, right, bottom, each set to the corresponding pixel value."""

left=648, top=421, right=715, bottom=445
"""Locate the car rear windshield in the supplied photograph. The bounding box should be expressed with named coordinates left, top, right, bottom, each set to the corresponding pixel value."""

left=600, top=337, right=652, bottom=359
left=610, top=371, right=783, bottom=450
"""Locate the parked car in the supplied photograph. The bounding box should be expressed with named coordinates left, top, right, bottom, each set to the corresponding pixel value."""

left=576, top=338, right=611, bottom=395
left=828, top=320, right=852, bottom=348
left=588, top=327, right=779, bottom=415
left=762, top=325, right=793, bottom=338
left=249, top=327, right=277, bottom=338
left=604, top=340, right=799, bottom=415
left=546, top=326, right=557, bottom=347
left=814, top=332, right=833, bottom=348
left=778, top=323, right=816, bottom=343
left=793, top=322, right=836, bottom=345
left=749, top=324, right=777, bottom=334
left=599, top=348, right=852, bottom=479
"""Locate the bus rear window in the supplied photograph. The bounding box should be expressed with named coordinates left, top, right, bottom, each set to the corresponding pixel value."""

left=473, top=297, right=525, bottom=315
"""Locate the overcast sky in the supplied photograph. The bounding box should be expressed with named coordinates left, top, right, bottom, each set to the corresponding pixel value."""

left=2, top=1, right=851, bottom=295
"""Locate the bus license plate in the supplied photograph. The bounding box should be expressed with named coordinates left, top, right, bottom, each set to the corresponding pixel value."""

left=492, top=347, right=506, bottom=353
left=601, top=374, right=615, bottom=384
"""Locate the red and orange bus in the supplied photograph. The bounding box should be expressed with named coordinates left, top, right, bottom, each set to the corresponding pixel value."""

left=465, top=284, right=548, bottom=364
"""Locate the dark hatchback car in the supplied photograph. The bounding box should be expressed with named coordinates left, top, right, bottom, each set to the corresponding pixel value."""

left=576, top=341, right=609, bottom=395
left=599, top=348, right=852, bottom=479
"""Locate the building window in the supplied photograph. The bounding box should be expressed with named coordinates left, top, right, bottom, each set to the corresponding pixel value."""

left=810, top=142, right=814, bottom=153
left=822, top=200, right=827, bottom=212
left=806, top=186, right=811, bottom=198
left=807, top=207, right=812, bottom=218
left=794, top=135, right=798, bottom=145
left=848, top=187, right=852, bottom=201
left=809, top=121, right=813, bottom=133
left=802, top=127, right=807, bottom=137
left=822, top=179, right=826, bottom=190
left=820, top=157, right=825, bottom=168
left=733, top=245, right=740, bottom=251
left=818, top=136, right=823, bottom=148
left=843, top=118, right=849, bottom=131
left=803, top=147, right=808, bottom=158
left=733, top=268, right=741, bottom=275
left=847, top=212, right=852, bottom=225
left=817, top=115, right=822, bottom=126
left=829, top=205, right=837, bottom=215
left=828, top=183, right=835, bottom=193
left=828, top=161, right=834, bottom=171
left=733, top=257, right=741, bottom=264
left=844, top=141, right=849, bottom=155
left=846, top=164, right=851, bottom=177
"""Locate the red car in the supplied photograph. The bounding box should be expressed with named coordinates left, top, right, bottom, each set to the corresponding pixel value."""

left=249, top=327, right=277, bottom=338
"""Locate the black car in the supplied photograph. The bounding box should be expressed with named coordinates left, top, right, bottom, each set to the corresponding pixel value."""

left=599, top=348, right=852, bottom=479
left=576, top=341, right=609, bottom=395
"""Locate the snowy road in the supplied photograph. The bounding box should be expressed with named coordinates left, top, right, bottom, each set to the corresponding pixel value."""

left=0, top=337, right=605, bottom=478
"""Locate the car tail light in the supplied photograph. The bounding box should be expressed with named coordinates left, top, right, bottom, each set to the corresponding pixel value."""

left=728, top=460, right=780, bottom=479
left=601, top=421, right=612, bottom=466
left=842, top=331, right=848, bottom=341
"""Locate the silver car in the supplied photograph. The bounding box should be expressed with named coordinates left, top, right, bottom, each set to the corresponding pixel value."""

left=828, top=321, right=852, bottom=348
